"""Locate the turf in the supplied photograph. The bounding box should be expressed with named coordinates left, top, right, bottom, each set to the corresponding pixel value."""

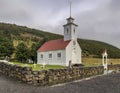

left=11, top=61, right=66, bottom=70
left=11, top=58, right=120, bottom=70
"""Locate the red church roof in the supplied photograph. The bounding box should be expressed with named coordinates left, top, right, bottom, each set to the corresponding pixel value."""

left=38, top=39, right=71, bottom=52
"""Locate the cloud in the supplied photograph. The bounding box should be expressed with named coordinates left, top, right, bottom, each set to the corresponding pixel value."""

left=0, top=0, right=33, bottom=26
left=0, top=0, right=120, bottom=48
left=75, top=0, right=120, bottom=48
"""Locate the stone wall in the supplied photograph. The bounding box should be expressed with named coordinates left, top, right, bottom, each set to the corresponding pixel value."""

left=108, top=64, right=120, bottom=71
left=1, top=62, right=119, bottom=86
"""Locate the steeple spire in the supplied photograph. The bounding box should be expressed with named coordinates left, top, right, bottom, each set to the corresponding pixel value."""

left=70, top=0, right=72, bottom=17
left=63, top=0, right=78, bottom=41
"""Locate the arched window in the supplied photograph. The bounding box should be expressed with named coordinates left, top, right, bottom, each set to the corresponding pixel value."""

left=74, top=28, right=75, bottom=34
left=67, top=28, right=69, bottom=34
left=73, top=41, right=76, bottom=45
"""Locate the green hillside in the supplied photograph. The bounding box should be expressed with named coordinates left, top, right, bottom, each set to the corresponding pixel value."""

left=0, top=23, right=120, bottom=62
left=78, top=39, right=120, bottom=58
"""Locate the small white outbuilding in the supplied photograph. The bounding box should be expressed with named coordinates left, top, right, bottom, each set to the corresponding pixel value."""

left=37, top=16, right=82, bottom=66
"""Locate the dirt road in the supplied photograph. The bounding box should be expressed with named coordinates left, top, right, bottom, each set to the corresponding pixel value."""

left=0, top=73, right=120, bottom=93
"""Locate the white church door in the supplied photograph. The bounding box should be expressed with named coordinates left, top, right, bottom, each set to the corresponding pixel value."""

left=72, top=48, right=77, bottom=64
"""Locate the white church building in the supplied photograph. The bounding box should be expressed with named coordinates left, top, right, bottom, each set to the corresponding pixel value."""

left=37, top=16, right=82, bottom=66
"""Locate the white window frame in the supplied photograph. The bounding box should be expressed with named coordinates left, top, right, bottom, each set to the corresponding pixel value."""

left=66, top=28, right=69, bottom=35
left=57, top=53, right=61, bottom=58
left=49, top=53, right=52, bottom=59
left=73, top=41, right=76, bottom=45
left=40, top=54, right=43, bottom=59
left=74, top=28, right=75, bottom=34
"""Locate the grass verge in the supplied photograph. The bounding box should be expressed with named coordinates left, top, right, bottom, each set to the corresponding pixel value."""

left=11, top=61, right=66, bottom=70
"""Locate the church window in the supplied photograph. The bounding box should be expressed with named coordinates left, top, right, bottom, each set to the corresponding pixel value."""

left=73, top=41, right=76, bottom=45
left=49, top=53, right=52, bottom=58
left=41, top=54, right=43, bottom=59
left=74, top=28, right=75, bottom=34
left=67, top=28, right=69, bottom=34
left=57, top=53, right=61, bottom=58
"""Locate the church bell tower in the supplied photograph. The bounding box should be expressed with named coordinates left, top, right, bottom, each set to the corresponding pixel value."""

left=63, top=17, right=78, bottom=41
left=63, top=0, right=78, bottom=41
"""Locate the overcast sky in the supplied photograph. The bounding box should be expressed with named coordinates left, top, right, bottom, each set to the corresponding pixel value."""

left=0, top=0, right=120, bottom=49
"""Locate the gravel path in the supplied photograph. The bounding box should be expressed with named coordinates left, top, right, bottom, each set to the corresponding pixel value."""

left=0, top=73, right=120, bottom=93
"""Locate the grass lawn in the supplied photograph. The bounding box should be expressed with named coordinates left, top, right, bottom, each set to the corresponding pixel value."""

left=11, top=58, right=120, bottom=70
left=11, top=61, right=66, bottom=71
left=82, top=58, right=120, bottom=67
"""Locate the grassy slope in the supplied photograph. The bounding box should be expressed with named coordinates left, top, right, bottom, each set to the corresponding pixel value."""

left=0, top=22, right=120, bottom=58
left=78, top=39, right=120, bottom=58
left=82, top=58, right=120, bottom=67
